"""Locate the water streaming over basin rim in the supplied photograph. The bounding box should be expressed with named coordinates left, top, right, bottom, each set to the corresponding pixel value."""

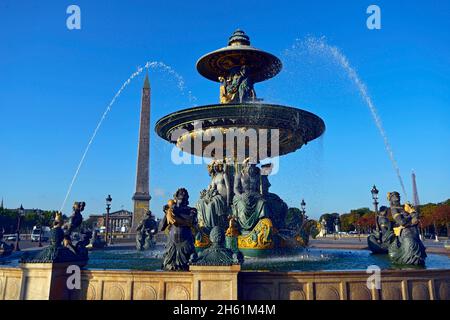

left=1, top=247, right=448, bottom=272
left=82, top=247, right=449, bottom=272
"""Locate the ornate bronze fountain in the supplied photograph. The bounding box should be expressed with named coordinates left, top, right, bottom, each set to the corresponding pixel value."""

left=156, top=30, right=325, bottom=256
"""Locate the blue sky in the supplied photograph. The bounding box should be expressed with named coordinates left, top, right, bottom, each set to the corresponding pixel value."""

left=0, top=0, right=449, bottom=219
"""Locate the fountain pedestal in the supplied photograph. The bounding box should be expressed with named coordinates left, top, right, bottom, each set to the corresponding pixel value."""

left=19, top=262, right=84, bottom=300
left=190, top=265, right=240, bottom=300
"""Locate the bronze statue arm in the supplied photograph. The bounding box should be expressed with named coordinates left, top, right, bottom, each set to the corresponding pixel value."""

left=159, top=205, right=170, bottom=232
left=392, top=208, right=411, bottom=227
left=234, top=167, right=242, bottom=195
left=224, top=172, right=231, bottom=206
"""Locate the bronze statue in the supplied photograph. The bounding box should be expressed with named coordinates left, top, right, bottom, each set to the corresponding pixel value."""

left=189, top=226, right=243, bottom=266
left=260, top=163, right=287, bottom=229
left=21, top=203, right=91, bottom=264
left=62, top=202, right=85, bottom=254
left=219, top=77, right=234, bottom=104
left=0, top=228, right=13, bottom=257
left=237, top=66, right=256, bottom=103
left=219, top=65, right=257, bottom=104
left=136, top=210, right=158, bottom=251
left=196, top=160, right=230, bottom=233
left=387, top=192, right=427, bottom=266
left=232, top=158, right=271, bottom=231
left=367, top=206, right=395, bottom=254
left=160, top=188, right=198, bottom=271
left=87, top=228, right=106, bottom=250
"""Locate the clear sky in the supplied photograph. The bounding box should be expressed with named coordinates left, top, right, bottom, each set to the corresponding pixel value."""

left=0, top=0, right=449, bottom=219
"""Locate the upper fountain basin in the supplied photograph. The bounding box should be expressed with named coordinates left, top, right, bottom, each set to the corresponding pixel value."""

left=155, top=103, right=325, bottom=160
left=196, top=45, right=282, bottom=83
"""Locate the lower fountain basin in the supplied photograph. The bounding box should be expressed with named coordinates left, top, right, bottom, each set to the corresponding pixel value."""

left=2, top=247, right=449, bottom=300
left=82, top=247, right=450, bottom=272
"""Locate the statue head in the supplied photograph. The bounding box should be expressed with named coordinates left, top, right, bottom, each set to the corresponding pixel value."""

left=207, top=161, right=216, bottom=176
left=209, top=226, right=225, bottom=247
left=379, top=206, right=389, bottom=217
left=261, top=163, right=273, bottom=176
left=214, top=161, right=224, bottom=173
left=248, top=164, right=260, bottom=178
left=174, top=188, right=189, bottom=207
left=73, top=202, right=85, bottom=213
left=387, top=192, right=401, bottom=206
left=54, top=212, right=63, bottom=227
left=145, top=210, right=154, bottom=218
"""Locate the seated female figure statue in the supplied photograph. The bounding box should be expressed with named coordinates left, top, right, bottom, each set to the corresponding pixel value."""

left=196, top=161, right=230, bottom=233
left=387, top=192, right=427, bottom=266
left=232, top=159, right=271, bottom=231
left=260, top=163, right=287, bottom=229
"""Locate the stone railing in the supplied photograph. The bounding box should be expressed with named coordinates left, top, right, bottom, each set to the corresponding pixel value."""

left=0, top=264, right=448, bottom=300
left=238, top=269, right=449, bottom=300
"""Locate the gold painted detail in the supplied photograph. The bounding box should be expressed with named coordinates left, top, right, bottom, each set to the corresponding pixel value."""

left=225, top=216, right=239, bottom=237
left=238, top=218, right=274, bottom=249
left=295, top=235, right=306, bottom=247
left=278, top=232, right=307, bottom=249
left=393, top=226, right=404, bottom=237
left=194, top=230, right=211, bottom=248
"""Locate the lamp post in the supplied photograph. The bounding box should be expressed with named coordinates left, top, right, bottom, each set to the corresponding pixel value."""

left=300, top=199, right=306, bottom=217
left=371, top=185, right=379, bottom=214
left=15, top=205, right=24, bottom=251
left=37, top=209, right=43, bottom=247
left=371, top=185, right=380, bottom=234
left=105, top=195, right=112, bottom=245
left=300, top=199, right=307, bottom=228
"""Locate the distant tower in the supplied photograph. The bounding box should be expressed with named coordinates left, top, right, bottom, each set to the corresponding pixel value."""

left=0, top=198, right=3, bottom=210
left=131, top=73, right=151, bottom=231
left=412, top=170, right=420, bottom=208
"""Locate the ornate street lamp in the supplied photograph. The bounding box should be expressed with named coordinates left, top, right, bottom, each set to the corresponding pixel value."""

left=15, top=205, right=24, bottom=251
left=105, top=194, right=112, bottom=245
left=300, top=199, right=306, bottom=215
left=301, top=198, right=308, bottom=220
left=371, top=185, right=379, bottom=213
left=371, top=184, right=380, bottom=234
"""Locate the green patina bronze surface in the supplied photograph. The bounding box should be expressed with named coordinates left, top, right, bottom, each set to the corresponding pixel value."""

left=190, top=226, right=243, bottom=266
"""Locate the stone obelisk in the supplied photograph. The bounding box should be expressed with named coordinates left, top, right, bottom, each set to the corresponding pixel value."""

left=412, top=170, right=420, bottom=208
left=131, top=73, right=151, bottom=231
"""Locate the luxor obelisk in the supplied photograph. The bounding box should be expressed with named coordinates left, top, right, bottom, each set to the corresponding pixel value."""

left=131, top=73, right=151, bottom=231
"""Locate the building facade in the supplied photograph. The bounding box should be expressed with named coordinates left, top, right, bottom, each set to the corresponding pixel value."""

left=89, top=209, right=133, bottom=233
